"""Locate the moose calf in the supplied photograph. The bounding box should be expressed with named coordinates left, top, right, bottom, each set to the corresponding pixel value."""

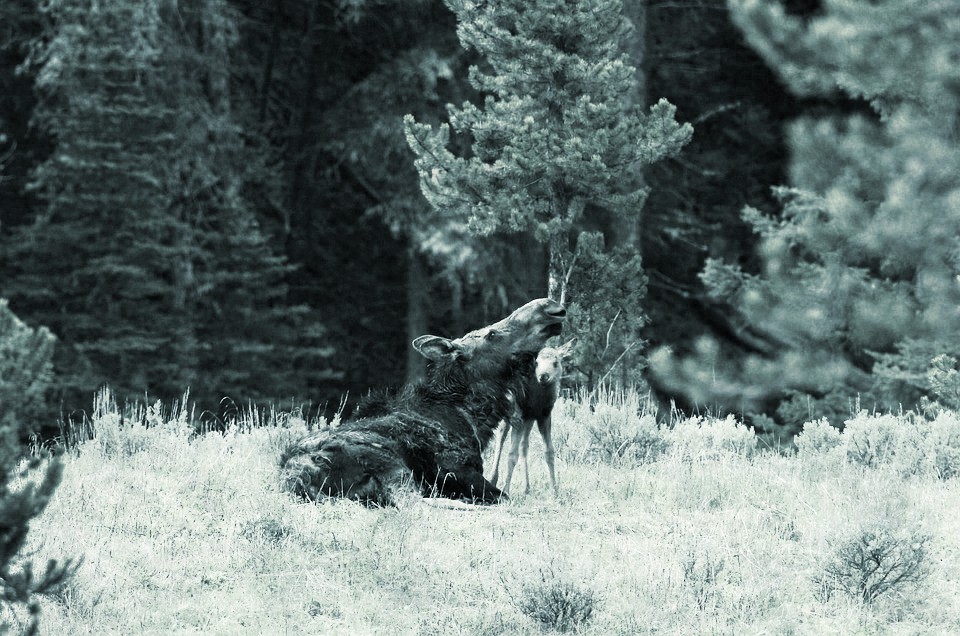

left=489, top=340, right=574, bottom=496
left=279, top=298, right=565, bottom=506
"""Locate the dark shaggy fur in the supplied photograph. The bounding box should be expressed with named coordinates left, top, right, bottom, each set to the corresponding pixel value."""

left=279, top=298, right=565, bottom=506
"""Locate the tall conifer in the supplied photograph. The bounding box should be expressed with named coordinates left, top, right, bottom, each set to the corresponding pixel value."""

left=653, top=0, right=960, bottom=424
left=4, top=0, right=332, bottom=408
left=404, top=0, right=692, bottom=301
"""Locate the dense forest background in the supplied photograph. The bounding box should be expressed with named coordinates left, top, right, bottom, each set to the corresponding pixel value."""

left=3, top=0, right=957, bottom=438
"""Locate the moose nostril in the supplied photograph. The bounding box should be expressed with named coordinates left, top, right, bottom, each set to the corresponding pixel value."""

left=539, top=374, right=551, bottom=383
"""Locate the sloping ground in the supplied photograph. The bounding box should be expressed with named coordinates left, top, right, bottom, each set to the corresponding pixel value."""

left=14, top=396, right=960, bottom=635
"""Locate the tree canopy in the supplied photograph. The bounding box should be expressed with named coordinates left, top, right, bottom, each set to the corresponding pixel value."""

left=652, top=0, right=960, bottom=428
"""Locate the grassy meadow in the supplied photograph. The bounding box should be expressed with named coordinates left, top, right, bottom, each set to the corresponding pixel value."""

left=9, top=390, right=960, bottom=635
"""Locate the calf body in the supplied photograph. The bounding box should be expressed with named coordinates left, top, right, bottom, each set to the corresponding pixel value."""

left=280, top=298, right=565, bottom=505
left=490, top=340, right=573, bottom=495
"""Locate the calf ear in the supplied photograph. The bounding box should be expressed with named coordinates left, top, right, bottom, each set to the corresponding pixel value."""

left=412, top=335, right=459, bottom=361
left=557, top=338, right=577, bottom=358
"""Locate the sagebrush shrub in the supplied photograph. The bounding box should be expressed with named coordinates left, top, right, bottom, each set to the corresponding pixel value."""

left=585, top=403, right=666, bottom=466
left=555, top=388, right=667, bottom=466
left=926, top=411, right=960, bottom=479
left=242, top=516, right=293, bottom=545
left=514, top=574, right=597, bottom=633
left=667, top=415, right=757, bottom=460
left=86, top=388, right=193, bottom=458
left=841, top=412, right=931, bottom=475
left=842, top=413, right=903, bottom=469
left=794, top=418, right=843, bottom=458
left=798, top=411, right=960, bottom=478
left=814, top=520, right=930, bottom=604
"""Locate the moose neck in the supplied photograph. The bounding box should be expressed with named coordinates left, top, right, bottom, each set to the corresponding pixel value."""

left=419, top=352, right=533, bottom=445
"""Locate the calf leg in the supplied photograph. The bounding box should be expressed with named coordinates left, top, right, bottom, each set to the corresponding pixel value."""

left=537, top=414, right=559, bottom=495
left=502, top=418, right=533, bottom=496
left=519, top=423, right=533, bottom=494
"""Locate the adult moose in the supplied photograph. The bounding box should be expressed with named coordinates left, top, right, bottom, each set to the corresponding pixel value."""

left=280, top=298, right=565, bottom=506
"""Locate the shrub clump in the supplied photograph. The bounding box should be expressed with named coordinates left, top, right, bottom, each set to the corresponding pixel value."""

left=814, top=520, right=930, bottom=604
left=925, top=411, right=960, bottom=479
left=511, top=568, right=597, bottom=633
left=667, top=415, right=757, bottom=460
left=585, top=402, right=666, bottom=466
left=842, top=413, right=906, bottom=469
left=86, top=388, right=193, bottom=458
left=796, top=412, right=960, bottom=478
left=794, top=418, right=843, bottom=458
left=681, top=549, right=727, bottom=611
left=555, top=388, right=667, bottom=467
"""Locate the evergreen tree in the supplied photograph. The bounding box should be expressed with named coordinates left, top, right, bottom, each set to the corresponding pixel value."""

left=0, top=301, right=74, bottom=636
left=3, top=0, right=332, bottom=408
left=404, top=0, right=692, bottom=301
left=0, top=0, right=45, bottom=232
left=652, top=0, right=960, bottom=426
left=564, top=231, right=648, bottom=388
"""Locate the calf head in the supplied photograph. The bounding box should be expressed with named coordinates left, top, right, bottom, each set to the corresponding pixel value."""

left=535, top=340, right=575, bottom=384
left=413, top=298, right=566, bottom=381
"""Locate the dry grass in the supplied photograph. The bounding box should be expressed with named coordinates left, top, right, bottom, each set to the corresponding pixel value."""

left=12, top=393, right=960, bottom=635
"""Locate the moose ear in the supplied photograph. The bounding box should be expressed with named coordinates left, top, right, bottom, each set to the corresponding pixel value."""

left=412, top=335, right=459, bottom=361
left=557, top=338, right=576, bottom=358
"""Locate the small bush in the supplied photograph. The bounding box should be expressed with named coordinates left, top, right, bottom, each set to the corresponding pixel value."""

left=799, top=411, right=960, bottom=478
left=794, top=418, right=843, bottom=458
left=927, top=411, right=960, bottom=479
left=681, top=550, right=727, bottom=611
left=242, top=516, right=294, bottom=545
left=814, top=520, right=930, bottom=604
left=841, top=412, right=930, bottom=475
left=842, top=413, right=903, bottom=469
left=559, top=388, right=666, bottom=466
left=667, top=415, right=757, bottom=460
left=511, top=569, right=597, bottom=633
left=585, top=404, right=666, bottom=466
left=86, top=388, right=192, bottom=457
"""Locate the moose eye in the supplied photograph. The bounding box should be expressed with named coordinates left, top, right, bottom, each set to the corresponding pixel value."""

left=485, top=329, right=500, bottom=341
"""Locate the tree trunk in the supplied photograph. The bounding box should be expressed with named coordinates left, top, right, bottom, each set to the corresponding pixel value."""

left=258, top=4, right=282, bottom=124
left=202, top=0, right=231, bottom=117
left=405, top=249, right=428, bottom=383
left=548, top=233, right=568, bottom=302
left=285, top=0, right=328, bottom=261
left=449, top=274, right=464, bottom=336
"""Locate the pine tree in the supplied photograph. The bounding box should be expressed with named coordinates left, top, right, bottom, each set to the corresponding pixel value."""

left=4, top=0, right=333, bottom=408
left=652, top=0, right=960, bottom=425
left=0, top=301, right=74, bottom=636
left=404, top=0, right=692, bottom=301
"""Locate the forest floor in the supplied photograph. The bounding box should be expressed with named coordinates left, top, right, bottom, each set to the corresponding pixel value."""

left=10, top=391, right=960, bottom=635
